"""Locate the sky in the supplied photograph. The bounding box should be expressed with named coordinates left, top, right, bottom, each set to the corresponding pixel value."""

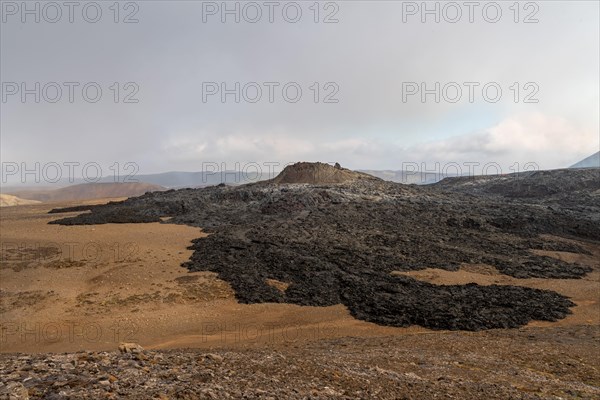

left=1, top=0, right=599, bottom=182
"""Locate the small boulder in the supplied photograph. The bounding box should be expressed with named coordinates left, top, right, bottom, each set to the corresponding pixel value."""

left=118, top=342, right=144, bottom=354
left=0, top=382, right=29, bottom=399
left=204, top=353, right=223, bottom=363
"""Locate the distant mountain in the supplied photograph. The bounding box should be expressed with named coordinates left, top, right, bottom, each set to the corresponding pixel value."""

left=1, top=170, right=277, bottom=190
left=0, top=194, right=41, bottom=207
left=7, top=182, right=165, bottom=203
left=108, top=170, right=276, bottom=188
left=570, top=151, right=600, bottom=169
left=2, top=165, right=495, bottom=191
left=359, top=170, right=454, bottom=184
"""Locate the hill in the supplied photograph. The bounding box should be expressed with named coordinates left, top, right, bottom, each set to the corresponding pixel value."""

left=0, top=194, right=41, bottom=207
left=433, top=168, right=600, bottom=201
left=266, top=162, right=378, bottom=185
left=106, top=170, right=275, bottom=188
left=570, top=151, right=600, bottom=168
left=359, top=169, right=453, bottom=184
left=8, top=182, right=165, bottom=203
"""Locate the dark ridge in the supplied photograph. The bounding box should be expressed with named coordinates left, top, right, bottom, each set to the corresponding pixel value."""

left=48, top=205, right=100, bottom=214
left=47, top=163, right=600, bottom=331
left=434, top=168, right=600, bottom=199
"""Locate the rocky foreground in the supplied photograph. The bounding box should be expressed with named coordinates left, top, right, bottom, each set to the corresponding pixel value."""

left=1, top=326, right=599, bottom=399
left=48, top=163, right=600, bottom=331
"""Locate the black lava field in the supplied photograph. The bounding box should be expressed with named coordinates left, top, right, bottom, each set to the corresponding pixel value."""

left=49, top=164, right=600, bottom=331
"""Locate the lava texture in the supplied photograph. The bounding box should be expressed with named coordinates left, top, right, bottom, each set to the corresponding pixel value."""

left=49, top=165, right=599, bottom=330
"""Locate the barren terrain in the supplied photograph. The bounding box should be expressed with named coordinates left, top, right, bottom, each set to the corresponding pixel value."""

left=1, top=164, right=599, bottom=398
left=1, top=199, right=422, bottom=355
left=4, top=182, right=165, bottom=204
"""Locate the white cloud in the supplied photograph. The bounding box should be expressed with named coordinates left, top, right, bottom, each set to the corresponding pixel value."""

left=406, top=113, right=597, bottom=170
left=156, top=113, right=597, bottom=173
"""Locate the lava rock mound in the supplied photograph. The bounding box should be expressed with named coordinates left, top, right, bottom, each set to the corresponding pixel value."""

left=265, top=162, right=379, bottom=185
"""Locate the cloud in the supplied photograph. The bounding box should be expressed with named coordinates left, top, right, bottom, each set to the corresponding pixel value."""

left=406, top=113, right=597, bottom=170
left=155, top=113, right=597, bottom=173
left=1, top=2, right=598, bottom=175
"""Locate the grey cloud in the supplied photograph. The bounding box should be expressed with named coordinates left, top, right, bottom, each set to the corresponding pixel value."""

left=1, top=1, right=598, bottom=175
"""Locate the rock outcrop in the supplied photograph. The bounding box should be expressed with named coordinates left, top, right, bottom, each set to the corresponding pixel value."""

left=266, top=162, right=378, bottom=185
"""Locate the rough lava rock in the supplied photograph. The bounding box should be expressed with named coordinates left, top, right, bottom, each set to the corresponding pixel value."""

left=48, top=163, right=600, bottom=331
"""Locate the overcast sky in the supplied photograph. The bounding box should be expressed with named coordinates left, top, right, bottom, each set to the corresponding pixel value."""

left=1, top=1, right=599, bottom=181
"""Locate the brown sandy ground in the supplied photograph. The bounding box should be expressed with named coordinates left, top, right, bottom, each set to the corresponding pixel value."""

left=0, top=199, right=420, bottom=353
left=0, top=200, right=599, bottom=398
